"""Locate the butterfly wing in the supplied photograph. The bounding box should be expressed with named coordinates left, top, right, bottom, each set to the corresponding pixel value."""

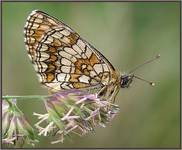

left=24, top=10, right=119, bottom=92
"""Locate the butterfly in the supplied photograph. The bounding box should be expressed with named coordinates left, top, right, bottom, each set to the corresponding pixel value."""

left=24, top=10, right=153, bottom=102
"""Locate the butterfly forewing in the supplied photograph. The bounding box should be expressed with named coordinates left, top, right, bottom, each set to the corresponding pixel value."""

left=24, top=10, right=119, bottom=92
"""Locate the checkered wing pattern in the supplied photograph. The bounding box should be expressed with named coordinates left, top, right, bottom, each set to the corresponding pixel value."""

left=24, top=10, right=118, bottom=92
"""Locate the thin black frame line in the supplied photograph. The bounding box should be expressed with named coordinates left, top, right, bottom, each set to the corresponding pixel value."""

left=0, top=1, right=181, bottom=149
left=0, top=1, right=3, bottom=149
left=1, top=0, right=181, bottom=3
left=179, top=1, right=182, bottom=149
left=1, top=148, right=182, bottom=149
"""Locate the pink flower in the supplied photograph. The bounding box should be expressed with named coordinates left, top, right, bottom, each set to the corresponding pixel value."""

left=2, top=99, right=38, bottom=147
left=34, top=89, right=119, bottom=144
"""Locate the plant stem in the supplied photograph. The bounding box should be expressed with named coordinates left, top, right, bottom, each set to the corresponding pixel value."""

left=2, top=95, right=49, bottom=100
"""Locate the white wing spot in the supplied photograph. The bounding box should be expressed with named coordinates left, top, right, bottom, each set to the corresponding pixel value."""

left=34, top=18, right=43, bottom=23
left=34, top=62, right=47, bottom=72
left=59, top=29, right=70, bottom=36
left=93, top=64, right=103, bottom=74
left=37, top=14, right=43, bottom=19
left=36, top=52, right=50, bottom=61
left=61, top=82, right=70, bottom=89
left=59, top=51, right=72, bottom=60
left=103, top=64, right=109, bottom=72
left=65, top=74, right=70, bottom=81
left=47, top=18, right=57, bottom=25
left=39, top=44, right=48, bottom=51
left=45, top=83, right=61, bottom=91
left=61, top=66, right=71, bottom=73
left=39, top=24, right=50, bottom=30
left=90, top=70, right=97, bottom=77
left=61, top=58, right=72, bottom=66
left=51, top=32, right=63, bottom=39
left=79, top=75, right=90, bottom=83
left=72, top=44, right=82, bottom=55
left=81, top=64, right=87, bottom=69
left=64, top=47, right=77, bottom=55
left=77, top=39, right=85, bottom=49
left=31, top=23, right=39, bottom=29
left=44, top=36, right=54, bottom=44
left=85, top=48, right=92, bottom=58
left=57, top=73, right=66, bottom=81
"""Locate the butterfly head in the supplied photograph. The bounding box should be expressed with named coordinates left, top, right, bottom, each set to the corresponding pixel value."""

left=120, top=73, right=134, bottom=88
left=120, top=73, right=156, bottom=88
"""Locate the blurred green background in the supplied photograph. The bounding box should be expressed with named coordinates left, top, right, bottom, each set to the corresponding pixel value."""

left=2, top=2, right=180, bottom=148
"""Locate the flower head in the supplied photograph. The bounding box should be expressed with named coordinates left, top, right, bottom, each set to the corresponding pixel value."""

left=2, top=99, right=38, bottom=147
left=34, top=89, right=119, bottom=144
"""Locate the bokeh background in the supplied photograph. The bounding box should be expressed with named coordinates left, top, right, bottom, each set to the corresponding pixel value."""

left=2, top=2, right=180, bottom=148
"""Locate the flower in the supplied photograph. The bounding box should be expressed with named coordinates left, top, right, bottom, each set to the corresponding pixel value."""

left=2, top=99, right=38, bottom=147
left=34, top=89, right=120, bottom=144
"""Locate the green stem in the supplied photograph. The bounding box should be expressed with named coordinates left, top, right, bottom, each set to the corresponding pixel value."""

left=2, top=95, right=50, bottom=100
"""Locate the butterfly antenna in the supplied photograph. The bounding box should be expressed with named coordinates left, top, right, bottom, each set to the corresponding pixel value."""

left=133, top=75, right=155, bottom=86
left=128, top=54, right=160, bottom=74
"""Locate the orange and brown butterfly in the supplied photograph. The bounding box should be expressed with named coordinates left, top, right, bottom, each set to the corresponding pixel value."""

left=24, top=10, right=139, bottom=102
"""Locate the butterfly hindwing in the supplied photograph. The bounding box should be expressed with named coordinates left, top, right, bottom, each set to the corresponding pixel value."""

left=24, top=10, right=118, bottom=92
